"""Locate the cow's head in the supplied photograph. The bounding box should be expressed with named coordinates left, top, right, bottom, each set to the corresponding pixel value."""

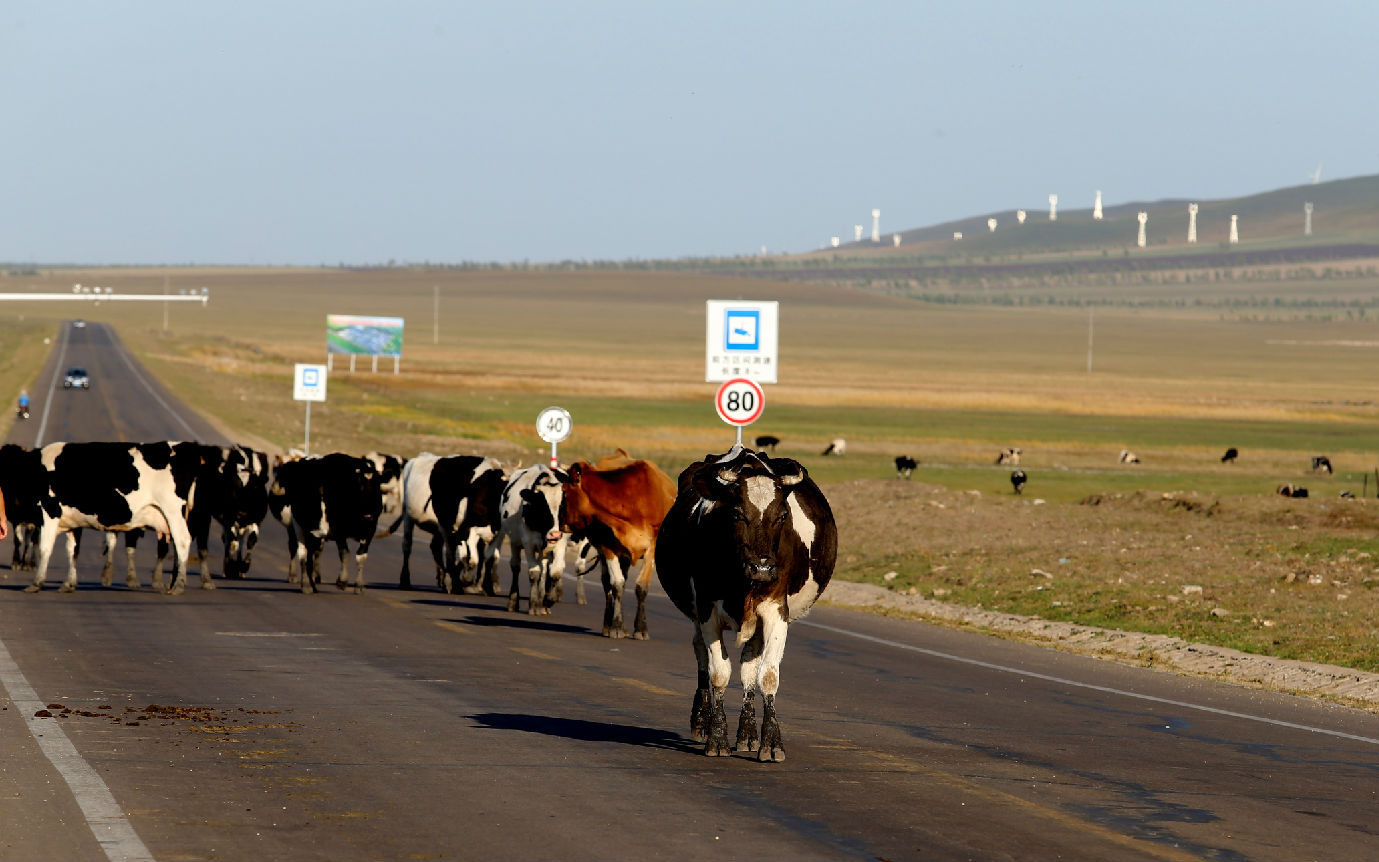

left=556, top=463, right=590, bottom=534
left=520, top=471, right=565, bottom=546
left=695, top=451, right=805, bottom=584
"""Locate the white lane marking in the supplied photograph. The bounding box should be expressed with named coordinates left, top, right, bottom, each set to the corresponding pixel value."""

left=34, top=322, right=72, bottom=447
left=0, top=636, right=155, bottom=862
left=800, top=620, right=1379, bottom=747
left=108, top=327, right=198, bottom=439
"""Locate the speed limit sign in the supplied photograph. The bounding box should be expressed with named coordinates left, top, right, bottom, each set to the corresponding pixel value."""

left=715, top=378, right=765, bottom=427
left=536, top=406, right=572, bottom=468
left=536, top=406, right=572, bottom=443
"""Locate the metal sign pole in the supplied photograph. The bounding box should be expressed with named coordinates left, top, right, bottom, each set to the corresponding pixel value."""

left=304, top=401, right=312, bottom=455
left=550, top=442, right=558, bottom=469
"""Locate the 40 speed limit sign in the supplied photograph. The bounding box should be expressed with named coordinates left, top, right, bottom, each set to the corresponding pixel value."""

left=715, top=378, right=765, bottom=427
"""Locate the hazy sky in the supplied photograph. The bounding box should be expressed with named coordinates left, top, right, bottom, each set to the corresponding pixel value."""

left=4, top=1, right=1375, bottom=265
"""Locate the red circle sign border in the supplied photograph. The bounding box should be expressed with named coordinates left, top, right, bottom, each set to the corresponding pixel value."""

left=715, top=378, right=765, bottom=426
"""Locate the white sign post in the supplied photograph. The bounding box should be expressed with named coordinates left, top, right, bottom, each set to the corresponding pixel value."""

left=536, top=406, right=572, bottom=468
left=706, top=300, right=778, bottom=383
left=293, top=363, right=328, bottom=455
left=715, top=378, right=765, bottom=447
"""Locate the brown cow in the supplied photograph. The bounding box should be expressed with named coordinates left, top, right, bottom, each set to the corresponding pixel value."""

left=558, top=450, right=675, bottom=639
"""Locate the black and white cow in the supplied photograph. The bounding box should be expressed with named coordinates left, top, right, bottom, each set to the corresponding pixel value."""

left=1311, top=455, right=1334, bottom=474
left=996, top=447, right=1021, bottom=466
left=496, top=465, right=569, bottom=614
left=98, top=443, right=272, bottom=588
left=819, top=438, right=846, bottom=456
left=268, top=453, right=383, bottom=593
left=26, top=442, right=199, bottom=594
left=1011, top=469, right=1027, bottom=495
left=894, top=455, right=917, bottom=479
left=219, top=444, right=272, bottom=578
left=385, top=453, right=506, bottom=593
left=364, top=451, right=407, bottom=519
left=0, top=444, right=48, bottom=572
left=656, top=446, right=838, bottom=762
left=1119, top=449, right=1140, bottom=464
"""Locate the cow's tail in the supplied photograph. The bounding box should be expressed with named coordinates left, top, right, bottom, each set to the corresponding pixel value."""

left=375, top=513, right=405, bottom=540
left=636, top=534, right=660, bottom=590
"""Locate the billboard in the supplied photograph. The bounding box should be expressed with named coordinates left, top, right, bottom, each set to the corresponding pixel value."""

left=327, top=314, right=404, bottom=356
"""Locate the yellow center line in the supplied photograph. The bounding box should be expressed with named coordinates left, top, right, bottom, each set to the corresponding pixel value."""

left=609, top=677, right=680, bottom=697
left=510, top=647, right=557, bottom=660
left=792, top=725, right=1204, bottom=862
left=432, top=620, right=473, bottom=636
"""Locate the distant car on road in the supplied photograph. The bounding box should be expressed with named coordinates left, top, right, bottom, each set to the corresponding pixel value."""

left=63, top=366, right=90, bottom=389
left=72, top=319, right=86, bottom=328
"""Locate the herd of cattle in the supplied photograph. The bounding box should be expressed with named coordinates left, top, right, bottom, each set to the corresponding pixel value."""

left=0, top=439, right=837, bottom=761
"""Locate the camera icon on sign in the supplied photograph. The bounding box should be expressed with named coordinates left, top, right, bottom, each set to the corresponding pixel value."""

left=724, top=310, right=760, bottom=351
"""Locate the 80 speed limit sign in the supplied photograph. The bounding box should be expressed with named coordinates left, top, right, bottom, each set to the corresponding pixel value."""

left=714, top=378, right=765, bottom=427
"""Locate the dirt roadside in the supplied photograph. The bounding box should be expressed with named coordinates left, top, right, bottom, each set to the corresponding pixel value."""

left=822, top=580, right=1379, bottom=711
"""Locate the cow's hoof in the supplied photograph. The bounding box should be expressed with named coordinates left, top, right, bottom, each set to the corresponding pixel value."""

left=201, top=580, right=216, bottom=590
left=60, top=583, right=76, bottom=594
left=100, top=578, right=112, bottom=588
left=23, top=584, right=40, bottom=593
left=168, top=585, right=185, bottom=596
left=460, top=583, right=484, bottom=595
left=603, top=627, right=627, bottom=639
left=335, top=579, right=347, bottom=590
left=704, top=739, right=731, bottom=757
left=506, top=598, right=520, bottom=613
left=353, top=585, right=365, bottom=595
left=398, top=581, right=411, bottom=591
left=758, top=745, right=786, bottom=763
left=126, top=580, right=141, bottom=590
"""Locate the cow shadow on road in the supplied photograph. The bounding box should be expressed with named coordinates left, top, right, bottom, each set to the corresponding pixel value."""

left=468, top=712, right=697, bottom=753
left=446, top=615, right=591, bottom=636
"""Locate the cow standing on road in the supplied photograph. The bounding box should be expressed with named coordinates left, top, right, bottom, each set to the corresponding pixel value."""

left=496, top=465, right=568, bottom=614
left=558, top=450, right=675, bottom=639
left=0, top=444, right=46, bottom=571
left=656, top=447, right=837, bottom=761
left=269, top=453, right=383, bottom=593
left=385, top=453, right=506, bottom=593
left=26, top=442, right=198, bottom=594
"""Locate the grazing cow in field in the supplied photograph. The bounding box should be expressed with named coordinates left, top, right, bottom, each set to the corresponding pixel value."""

left=0, top=444, right=48, bottom=572
left=995, top=447, right=1022, bottom=466
left=820, top=438, right=846, bottom=456
left=894, top=455, right=917, bottom=479
left=558, top=450, right=675, bottom=639
left=1277, top=483, right=1310, bottom=498
left=496, top=465, right=569, bottom=614
left=656, top=446, right=837, bottom=761
left=384, top=453, right=506, bottom=593
left=269, top=453, right=383, bottom=593
left=1311, top=455, right=1334, bottom=474
left=26, top=442, right=199, bottom=594
left=1221, top=447, right=1239, bottom=464
left=1011, top=469, right=1027, bottom=495
left=754, top=435, right=780, bottom=453
left=1119, top=449, right=1140, bottom=464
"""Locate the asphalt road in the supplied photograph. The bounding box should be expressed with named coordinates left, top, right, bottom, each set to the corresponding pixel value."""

left=3, top=321, right=1379, bottom=861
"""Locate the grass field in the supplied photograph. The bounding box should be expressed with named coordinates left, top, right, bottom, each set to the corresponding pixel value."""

left=5, top=262, right=1379, bottom=673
